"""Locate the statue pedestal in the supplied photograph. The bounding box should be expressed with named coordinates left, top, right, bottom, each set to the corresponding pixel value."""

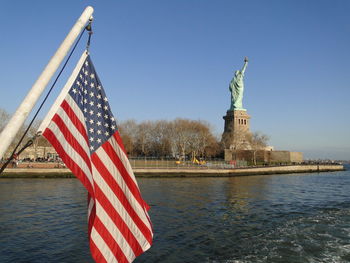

left=221, top=110, right=251, bottom=148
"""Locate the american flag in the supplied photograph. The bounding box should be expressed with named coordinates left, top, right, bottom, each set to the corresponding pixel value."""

left=41, top=53, right=153, bottom=263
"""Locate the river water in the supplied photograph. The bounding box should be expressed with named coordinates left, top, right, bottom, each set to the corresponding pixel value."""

left=0, top=167, right=350, bottom=263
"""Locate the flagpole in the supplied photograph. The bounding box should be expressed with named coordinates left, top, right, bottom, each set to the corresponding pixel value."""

left=0, top=6, right=94, bottom=160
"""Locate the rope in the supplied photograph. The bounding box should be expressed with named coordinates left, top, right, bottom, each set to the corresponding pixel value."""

left=0, top=25, right=92, bottom=175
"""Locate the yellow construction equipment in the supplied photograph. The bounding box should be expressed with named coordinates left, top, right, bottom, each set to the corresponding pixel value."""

left=192, top=156, right=206, bottom=165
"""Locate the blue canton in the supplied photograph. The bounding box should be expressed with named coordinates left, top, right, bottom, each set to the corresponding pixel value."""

left=68, top=55, right=118, bottom=154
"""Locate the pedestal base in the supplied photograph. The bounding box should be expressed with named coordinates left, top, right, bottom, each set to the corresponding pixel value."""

left=221, top=110, right=251, bottom=148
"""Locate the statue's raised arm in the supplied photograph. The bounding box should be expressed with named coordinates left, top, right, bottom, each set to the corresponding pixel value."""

left=241, top=57, right=248, bottom=76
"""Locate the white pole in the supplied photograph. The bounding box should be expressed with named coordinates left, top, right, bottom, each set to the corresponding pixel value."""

left=0, top=6, right=94, bottom=160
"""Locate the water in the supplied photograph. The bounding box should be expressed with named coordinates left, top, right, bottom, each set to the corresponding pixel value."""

left=0, top=168, right=350, bottom=263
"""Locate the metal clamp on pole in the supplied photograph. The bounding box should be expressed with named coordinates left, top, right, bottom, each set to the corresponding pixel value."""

left=86, top=17, right=93, bottom=52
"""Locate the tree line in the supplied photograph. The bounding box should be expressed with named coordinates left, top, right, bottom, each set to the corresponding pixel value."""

left=0, top=108, right=222, bottom=159
left=118, top=119, right=221, bottom=158
left=0, top=107, right=269, bottom=161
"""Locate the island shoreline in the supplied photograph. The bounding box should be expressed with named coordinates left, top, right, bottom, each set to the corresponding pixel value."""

left=0, top=164, right=345, bottom=178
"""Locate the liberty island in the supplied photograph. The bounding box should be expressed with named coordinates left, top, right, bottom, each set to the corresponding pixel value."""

left=1, top=56, right=344, bottom=176
left=222, top=57, right=305, bottom=165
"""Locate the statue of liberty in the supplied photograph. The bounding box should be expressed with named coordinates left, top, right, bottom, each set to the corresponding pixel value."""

left=229, top=57, right=248, bottom=111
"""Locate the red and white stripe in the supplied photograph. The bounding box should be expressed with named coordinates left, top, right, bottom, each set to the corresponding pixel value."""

left=42, top=93, right=153, bottom=263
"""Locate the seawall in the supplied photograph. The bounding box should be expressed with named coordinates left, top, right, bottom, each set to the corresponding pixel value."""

left=0, top=164, right=345, bottom=178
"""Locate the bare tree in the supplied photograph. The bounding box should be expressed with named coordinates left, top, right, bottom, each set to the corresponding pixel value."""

left=118, top=118, right=220, bottom=159
left=198, top=121, right=220, bottom=157
left=148, top=120, right=171, bottom=157
left=135, top=121, right=153, bottom=157
left=248, top=131, right=269, bottom=165
left=168, top=119, right=219, bottom=160
left=118, top=120, right=138, bottom=155
left=171, top=119, right=194, bottom=159
left=187, top=120, right=218, bottom=158
left=203, top=133, right=220, bottom=157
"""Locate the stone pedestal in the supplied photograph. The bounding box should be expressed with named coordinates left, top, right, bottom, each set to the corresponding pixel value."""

left=221, top=110, right=251, bottom=148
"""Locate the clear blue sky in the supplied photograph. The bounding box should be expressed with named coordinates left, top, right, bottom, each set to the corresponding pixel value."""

left=1, top=1, right=349, bottom=160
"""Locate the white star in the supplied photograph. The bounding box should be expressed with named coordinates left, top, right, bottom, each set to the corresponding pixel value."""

left=104, top=105, right=108, bottom=111
left=97, top=103, right=102, bottom=108
left=76, top=80, right=81, bottom=86
left=105, top=131, right=110, bottom=136
left=89, top=101, right=94, bottom=106
left=97, top=112, right=101, bottom=117
left=85, top=61, right=89, bottom=66
left=89, top=119, right=94, bottom=124
left=104, top=123, right=109, bottom=128
left=104, top=114, right=109, bottom=119
left=72, top=88, right=77, bottom=94
left=97, top=94, right=101, bottom=99
left=89, top=128, right=94, bottom=133
left=84, top=80, right=88, bottom=86
left=83, top=108, right=87, bottom=113
left=89, top=137, right=94, bottom=142
left=84, top=98, right=87, bottom=104
left=89, top=91, right=95, bottom=97
left=84, top=89, right=88, bottom=95
left=97, top=130, right=102, bottom=134
left=97, top=85, right=102, bottom=90
left=89, top=110, right=94, bottom=115
left=90, top=82, right=95, bottom=88
left=84, top=70, right=89, bottom=76
left=110, top=117, right=115, bottom=122
left=97, top=138, right=101, bottom=143
left=90, top=73, right=95, bottom=79
left=90, top=145, right=94, bottom=151
left=104, top=97, right=108, bottom=102
left=111, top=125, right=116, bottom=130
left=97, top=121, right=101, bottom=126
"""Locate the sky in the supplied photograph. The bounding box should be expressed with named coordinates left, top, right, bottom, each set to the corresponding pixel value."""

left=0, top=0, right=349, bottom=160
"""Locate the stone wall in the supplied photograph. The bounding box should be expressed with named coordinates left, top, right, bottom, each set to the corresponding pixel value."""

left=225, top=149, right=303, bottom=164
left=269, top=151, right=290, bottom=163
left=269, top=151, right=303, bottom=163
left=290, top=152, right=303, bottom=163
